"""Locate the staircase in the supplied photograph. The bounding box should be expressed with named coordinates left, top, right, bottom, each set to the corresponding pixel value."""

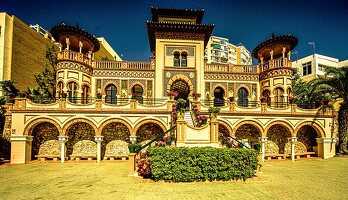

left=184, top=111, right=194, bottom=126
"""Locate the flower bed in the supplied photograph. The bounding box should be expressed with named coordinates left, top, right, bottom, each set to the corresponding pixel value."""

left=148, top=147, right=258, bottom=182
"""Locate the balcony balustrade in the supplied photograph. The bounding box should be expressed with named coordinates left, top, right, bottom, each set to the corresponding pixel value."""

left=204, top=63, right=259, bottom=74
left=260, top=57, right=292, bottom=72
left=57, top=50, right=92, bottom=66
left=94, top=61, right=153, bottom=70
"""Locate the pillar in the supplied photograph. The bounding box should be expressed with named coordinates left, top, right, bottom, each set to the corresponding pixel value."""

left=128, top=153, right=137, bottom=176
left=94, top=136, right=104, bottom=163
left=66, top=37, right=70, bottom=50
left=10, top=135, right=33, bottom=164
left=290, top=137, right=298, bottom=161
left=282, top=47, right=286, bottom=58
left=316, top=138, right=337, bottom=159
left=58, top=136, right=68, bottom=163
left=79, top=40, right=83, bottom=53
left=270, top=50, right=274, bottom=60
left=259, top=137, right=267, bottom=162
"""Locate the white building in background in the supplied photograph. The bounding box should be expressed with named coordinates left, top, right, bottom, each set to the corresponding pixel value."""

left=292, top=54, right=348, bottom=81
left=205, top=36, right=252, bottom=65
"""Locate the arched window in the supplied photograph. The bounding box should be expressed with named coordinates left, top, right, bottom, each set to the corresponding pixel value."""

left=57, top=82, right=64, bottom=98
left=214, top=86, right=225, bottom=107
left=274, top=87, right=284, bottom=107
left=262, top=90, right=271, bottom=106
left=237, top=87, right=249, bottom=107
left=105, top=84, right=117, bottom=104
left=174, top=52, right=180, bottom=67
left=132, top=84, right=144, bottom=104
left=68, top=82, right=78, bottom=103
left=81, top=85, right=90, bottom=104
left=287, top=88, right=292, bottom=102
left=181, top=52, right=187, bottom=67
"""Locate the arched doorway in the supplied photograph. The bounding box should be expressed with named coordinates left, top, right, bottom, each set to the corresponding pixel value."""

left=67, top=82, right=78, bottom=103
left=66, top=122, right=95, bottom=156
left=297, top=125, right=320, bottom=152
left=31, top=122, right=59, bottom=159
left=81, top=85, right=90, bottom=104
left=237, top=87, right=248, bottom=107
left=171, top=80, right=190, bottom=108
left=105, top=84, right=117, bottom=104
left=136, top=123, right=164, bottom=143
left=235, top=124, right=261, bottom=148
left=266, top=124, right=292, bottom=154
left=101, top=122, right=130, bottom=158
left=132, top=84, right=143, bottom=104
left=214, top=86, right=225, bottom=107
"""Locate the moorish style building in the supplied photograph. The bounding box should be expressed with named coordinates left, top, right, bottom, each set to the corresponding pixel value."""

left=5, top=7, right=336, bottom=164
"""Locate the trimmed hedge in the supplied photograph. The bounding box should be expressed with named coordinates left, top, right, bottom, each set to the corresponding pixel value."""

left=149, top=147, right=259, bottom=182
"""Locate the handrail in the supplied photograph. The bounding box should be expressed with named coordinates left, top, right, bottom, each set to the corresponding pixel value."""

left=136, top=125, right=177, bottom=155
left=221, top=133, right=250, bottom=149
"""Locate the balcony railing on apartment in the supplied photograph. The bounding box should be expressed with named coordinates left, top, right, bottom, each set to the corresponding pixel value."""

left=57, top=50, right=92, bottom=66
left=93, top=61, right=154, bottom=70
left=204, top=63, right=259, bottom=74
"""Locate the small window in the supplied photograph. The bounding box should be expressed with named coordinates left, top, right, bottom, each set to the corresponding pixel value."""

left=174, top=52, right=180, bottom=67
left=181, top=52, right=187, bottom=67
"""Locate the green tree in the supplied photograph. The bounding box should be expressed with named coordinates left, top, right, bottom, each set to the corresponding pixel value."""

left=310, top=66, right=348, bottom=154
left=26, top=46, right=57, bottom=100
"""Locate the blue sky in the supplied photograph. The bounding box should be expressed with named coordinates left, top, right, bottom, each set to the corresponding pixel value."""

left=1, top=0, right=347, bottom=62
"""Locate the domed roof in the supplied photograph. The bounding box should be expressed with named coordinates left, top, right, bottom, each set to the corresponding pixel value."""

left=51, top=24, right=100, bottom=52
left=252, top=34, right=298, bottom=59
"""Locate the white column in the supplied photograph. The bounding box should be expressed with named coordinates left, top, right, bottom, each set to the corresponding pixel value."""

left=290, top=137, right=298, bottom=161
left=58, top=136, right=68, bottom=163
left=259, top=137, right=267, bottom=162
left=95, top=136, right=104, bottom=163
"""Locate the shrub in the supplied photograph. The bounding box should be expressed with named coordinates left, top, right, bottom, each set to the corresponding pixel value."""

left=137, top=157, right=151, bottom=177
left=148, top=147, right=258, bottom=182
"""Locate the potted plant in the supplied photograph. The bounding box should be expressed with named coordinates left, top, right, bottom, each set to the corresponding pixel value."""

left=201, top=115, right=208, bottom=124
left=260, top=96, right=266, bottom=103
left=128, top=143, right=142, bottom=153
left=289, top=97, right=296, bottom=104
left=96, top=89, right=102, bottom=99
left=208, top=106, right=220, bottom=119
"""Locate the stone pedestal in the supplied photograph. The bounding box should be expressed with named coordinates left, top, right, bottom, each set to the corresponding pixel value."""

left=210, top=118, right=219, bottom=144
left=259, top=137, right=268, bottom=162
left=95, top=136, right=104, bottom=163
left=10, top=135, right=33, bottom=164
left=289, top=137, right=298, bottom=161
left=58, top=136, right=68, bottom=163
left=316, top=138, right=337, bottom=159
left=128, top=153, right=137, bottom=176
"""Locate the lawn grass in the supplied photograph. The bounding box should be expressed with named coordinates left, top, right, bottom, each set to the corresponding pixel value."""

left=0, top=157, right=347, bottom=200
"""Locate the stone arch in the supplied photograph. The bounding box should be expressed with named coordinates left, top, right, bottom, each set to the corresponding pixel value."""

left=217, top=120, right=233, bottom=136
left=24, top=118, right=62, bottom=136
left=27, top=120, right=60, bottom=160
left=62, top=118, right=99, bottom=136
left=166, top=74, right=194, bottom=96
left=264, top=120, right=294, bottom=137
left=213, top=84, right=226, bottom=98
left=134, top=119, right=167, bottom=142
left=232, top=120, right=264, bottom=137
left=66, top=80, right=79, bottom=88
left=99, top=119, right=132, bottom=158
left=102, top=81, right=119, bottom=95
left=294, top=121, right=324, bottom=138
left=265, top=121, right=294, bottom=154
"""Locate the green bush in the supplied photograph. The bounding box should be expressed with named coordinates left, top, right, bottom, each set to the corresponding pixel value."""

left=149, top=147, right=258, bottom=182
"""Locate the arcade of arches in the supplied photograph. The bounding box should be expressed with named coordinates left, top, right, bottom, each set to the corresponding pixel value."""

left=28, top=120, right=165, bottom=160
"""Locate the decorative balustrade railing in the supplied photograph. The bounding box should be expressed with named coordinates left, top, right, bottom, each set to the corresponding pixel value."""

left=57, top=50, right=92, bottom=66
left=94, top=61, right=153, bottom=70
left=260, top=57, right=292, bottom=72
left=204, top=64, right=259, bottom=74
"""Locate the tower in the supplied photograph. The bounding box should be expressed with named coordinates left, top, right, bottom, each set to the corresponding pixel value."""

left=252, top=34, right=298, bottom=106
left=50, top=24, right=100, bottom=103
left=146, top=7, right=214, bottom=99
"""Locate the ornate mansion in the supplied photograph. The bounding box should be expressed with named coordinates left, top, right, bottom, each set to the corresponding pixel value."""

left=5, top=7, right=336, bottom=164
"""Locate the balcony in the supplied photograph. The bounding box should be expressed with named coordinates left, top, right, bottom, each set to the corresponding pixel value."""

left=57, top=50, right=92, bottom=66
left=204, top=63, right=260, bottom=74
left=260, top=57, right=292, bottom=72
left=93, top=61, right=154, bottom=70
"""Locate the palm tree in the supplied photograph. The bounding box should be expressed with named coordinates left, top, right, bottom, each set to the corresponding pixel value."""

left=310, top=66, right=348, bottom=154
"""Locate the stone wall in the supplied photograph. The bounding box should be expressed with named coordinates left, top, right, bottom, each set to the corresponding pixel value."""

left=31, top=122, right=59, bottom=159
left=267, top=125, right=291, bottom=154
left=101, top=122, right=130, bottom=157
left=66, top=122, right=95, bottom=155
left=136, top=123, right=163, bottom=142
left=235, top=124, right=261, bottom=145
left=297, top=126, right=318, bottom=151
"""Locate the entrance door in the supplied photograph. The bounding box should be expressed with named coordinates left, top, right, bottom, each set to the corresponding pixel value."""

left=132, top=84, right=143, bottom=104
left=170, top=80, right=190, bottom=107
left=238, top=88, right=249, bottom=107
left=214, top=86, right=225, bottom=107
